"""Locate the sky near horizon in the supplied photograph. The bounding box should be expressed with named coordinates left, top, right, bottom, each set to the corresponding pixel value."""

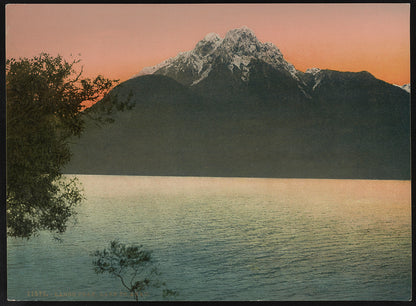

left=6, top=3, right=411, bottom=85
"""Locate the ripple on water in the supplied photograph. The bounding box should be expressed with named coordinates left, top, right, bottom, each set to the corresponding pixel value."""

left=7, top=176, right=411, bottom=301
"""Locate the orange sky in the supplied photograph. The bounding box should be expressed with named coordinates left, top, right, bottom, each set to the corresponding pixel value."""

left=6, top=3, right=410, bottom=85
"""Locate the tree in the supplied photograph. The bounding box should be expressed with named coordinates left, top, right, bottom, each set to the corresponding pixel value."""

left=6, top=53, right=118, bottom=238
left=91, top=240, right=178, bottom=301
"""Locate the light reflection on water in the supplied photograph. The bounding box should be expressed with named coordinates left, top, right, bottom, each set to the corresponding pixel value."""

left=7, top=176, right=411, bottom=301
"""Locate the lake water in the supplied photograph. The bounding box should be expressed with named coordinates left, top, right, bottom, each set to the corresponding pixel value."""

left=7, top=175, right=411, bottom=301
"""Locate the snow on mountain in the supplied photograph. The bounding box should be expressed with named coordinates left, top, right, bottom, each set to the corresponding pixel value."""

left=305, top=68, right=321, bottom=75
left=305, top=68, right=324, bottom=91
left=393, top=83, right=410, bottom=93
left=131, top=59, right=172, bottom=78
left=401, top=84, right=410, bottom=93
left=133, top=26, right=300, bottom=85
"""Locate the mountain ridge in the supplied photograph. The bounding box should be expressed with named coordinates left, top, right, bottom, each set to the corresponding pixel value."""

left=66, top=27, right=410, bottom=180
left=132, top=26, right=408, bottom=90
left=133, top=26, right=300, bottom=86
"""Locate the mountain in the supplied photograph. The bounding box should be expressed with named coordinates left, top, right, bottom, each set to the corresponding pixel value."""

left=134, top=27, right=299, bottom=83
left=65, top=27, right=410, bottom=179
left=395, top=83, right=411, bottom=93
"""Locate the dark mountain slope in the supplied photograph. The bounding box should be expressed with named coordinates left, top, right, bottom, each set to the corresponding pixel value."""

left=66, top=71, right=410, bottom=179
left=65, top=27, right=410, bottom=179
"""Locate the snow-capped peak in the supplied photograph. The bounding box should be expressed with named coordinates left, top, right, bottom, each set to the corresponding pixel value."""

left=305, top=68, right=324, bottom=91
left=305, top=68, right=322, bottom=75
left=394, top=83, right=410, bottom=93
left=203, top=32, right=221, bottom=42
left=224, top=26, right=257, bottom=42
left=194, top=33, right=223, bottom=57
left=131, top=58, right=173, bottom=78
left=133, top=26, right=299, bottom=85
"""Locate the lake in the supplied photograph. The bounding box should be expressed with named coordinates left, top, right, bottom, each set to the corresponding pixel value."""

left=7, top=175, right=411, bottom=301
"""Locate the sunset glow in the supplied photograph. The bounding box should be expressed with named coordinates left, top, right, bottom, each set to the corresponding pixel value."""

left=6, top=3, right=410, bottom=85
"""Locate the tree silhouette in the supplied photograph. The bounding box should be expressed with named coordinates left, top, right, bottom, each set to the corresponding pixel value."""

left=6, top=53, right=120, bottom=238
left=91, top=240, right=178, bottom=301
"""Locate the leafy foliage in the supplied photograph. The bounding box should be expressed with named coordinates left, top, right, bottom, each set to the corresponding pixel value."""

left=6, top=53, right=118, bottom=238
left=84, top=85, right=135, bottom=126
left=91, top=240, right=178, bottom=301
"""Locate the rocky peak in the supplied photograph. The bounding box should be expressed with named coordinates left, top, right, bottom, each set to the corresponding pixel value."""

left=402, top=84, right=410, bottom=93
left=394, top=83, right=410, bottom=93
left=223, top=26, right=258, bottom=44
left=305, top=68, right=322, bottom=75
left=134, top=27, right=299, bottom=86
left=203, top=32, right=222, bottom=42
left=194, top=33, right=222, bottom=57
